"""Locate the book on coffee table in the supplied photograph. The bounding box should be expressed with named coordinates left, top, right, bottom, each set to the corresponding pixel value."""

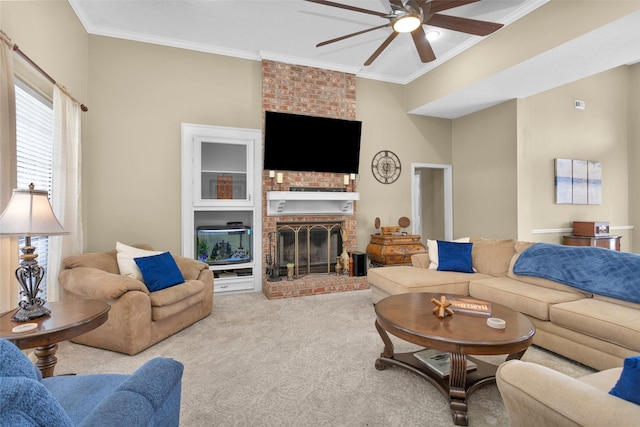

left=448, top=297, right=492, bottom=316
left=413, top=349, right=477, bottom=378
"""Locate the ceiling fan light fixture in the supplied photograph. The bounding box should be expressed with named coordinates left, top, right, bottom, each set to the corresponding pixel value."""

left=392, top=14, right=422, bottom=33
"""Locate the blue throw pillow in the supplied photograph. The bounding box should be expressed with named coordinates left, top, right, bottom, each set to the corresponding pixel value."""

left=609, top=355, right=640, bottom=405
left=436, top=240, right=474, bottom=273
left=134, top=252, right=185, bottom=292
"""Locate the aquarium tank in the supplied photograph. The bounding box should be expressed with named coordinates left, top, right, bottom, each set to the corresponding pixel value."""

left=196, top=224, right=252, bottom=265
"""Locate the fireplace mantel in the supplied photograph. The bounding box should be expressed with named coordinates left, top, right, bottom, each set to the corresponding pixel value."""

left=267, top=191, right=359, bottom=216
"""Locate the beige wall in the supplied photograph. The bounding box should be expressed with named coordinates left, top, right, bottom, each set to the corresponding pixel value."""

left=452, top=67, right=635, bottom=251
left=452, top=100, right=518, bottom=239
left=0, top=1, right=88, bottom=104
left=517, top=66, right=632, bottom=250
left=85, top=36, right=263, bottom=253
left=355, top=78, right=451, bottom=251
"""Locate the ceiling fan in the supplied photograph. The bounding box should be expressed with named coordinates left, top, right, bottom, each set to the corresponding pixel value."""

left=306, top=0, right=504, bottom=66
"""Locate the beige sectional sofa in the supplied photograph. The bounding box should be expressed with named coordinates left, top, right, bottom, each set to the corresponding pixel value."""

left=367, top=237, right=640, bottom=371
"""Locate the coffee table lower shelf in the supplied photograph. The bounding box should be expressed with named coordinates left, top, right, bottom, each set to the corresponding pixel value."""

left=375, top=351, right=500, bottom=425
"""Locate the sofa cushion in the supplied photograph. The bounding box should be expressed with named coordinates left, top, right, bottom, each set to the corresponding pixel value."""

left=469, top=238, right=515, bottom=276
left=609, top=356, right=640, bottom=405
left=411, top=253, right=431, bottom=269
left=469, top=276, right=584, bottom=321
left=63, top=251, right=120, bottom=275
left=594, top=294, right=640, bottom=311
left=550, top=299, right=640, bottom=352
left=508, top=248, right=593, bottom=297
left=135, top=252, right=185, bottom=292
left=367, top=265, right=491, bottom=297
left=116, top=241, right=162, bottom=281
left=426, top=237, right=469, bottom=269
left=436, top=240, right=474, bottom=273
left=150, top=280, right=206, bottom=321
left=43, top=374, right=128, bottom=425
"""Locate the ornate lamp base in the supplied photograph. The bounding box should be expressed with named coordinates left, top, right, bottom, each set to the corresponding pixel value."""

left=12, top=239, right=51, bottom=322
left=12, top=304, right=51, bottom=322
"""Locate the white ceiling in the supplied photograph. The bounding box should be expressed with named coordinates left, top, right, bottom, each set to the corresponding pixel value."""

left=69, top=0, right=640, bottom=118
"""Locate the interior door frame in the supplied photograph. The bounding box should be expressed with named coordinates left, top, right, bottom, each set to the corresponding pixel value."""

left=411, top=163, right=453, bottom=241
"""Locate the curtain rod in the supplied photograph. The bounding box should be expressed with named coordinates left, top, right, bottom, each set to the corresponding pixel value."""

left=1, top=31, right=88, bottom=112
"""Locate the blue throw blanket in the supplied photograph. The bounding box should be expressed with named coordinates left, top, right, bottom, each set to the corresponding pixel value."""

left=513, top=243, right=640, bottom=304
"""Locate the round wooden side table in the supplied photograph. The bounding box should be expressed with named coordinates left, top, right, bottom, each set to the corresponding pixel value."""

left=0, top=299, right=110, bottom=377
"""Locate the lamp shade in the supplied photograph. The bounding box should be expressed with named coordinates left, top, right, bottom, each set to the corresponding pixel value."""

left=0, top=187, right=68, bottom=237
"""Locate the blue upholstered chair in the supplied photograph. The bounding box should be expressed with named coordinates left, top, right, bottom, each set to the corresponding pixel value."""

left=0, top=339, right=183, bottom=426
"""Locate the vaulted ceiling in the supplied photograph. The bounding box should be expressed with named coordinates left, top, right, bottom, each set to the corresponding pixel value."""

left=69, top=0, right=640, bottom=118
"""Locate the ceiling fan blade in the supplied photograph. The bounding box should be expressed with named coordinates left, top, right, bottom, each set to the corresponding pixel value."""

left=430, top=0, right=481, bottom=14
left=427, top=14, right=503, bottom=36
left=305, top=0, right=388, bottom=18
left=316, top=23, right=391, bottom=47
left=411, top=27, right=436, bottom=63
left=364, top=31, right=399, bottom=66
left=389, top=0, right=404, bottom=7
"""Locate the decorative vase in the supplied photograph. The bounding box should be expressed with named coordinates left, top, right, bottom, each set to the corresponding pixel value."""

left=340, top=249, right=350, bottom=275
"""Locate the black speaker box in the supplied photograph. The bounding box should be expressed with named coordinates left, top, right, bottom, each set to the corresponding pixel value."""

left=350, top=251, right=367, bottom=277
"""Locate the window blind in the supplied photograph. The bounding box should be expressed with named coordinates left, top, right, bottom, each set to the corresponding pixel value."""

left=15, top=81, right=54, bottom=294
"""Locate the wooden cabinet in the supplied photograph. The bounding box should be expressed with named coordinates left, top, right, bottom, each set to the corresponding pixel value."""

left=562, top=235, right=621, bottom=251
left=366, top=234, right=426, bottom=266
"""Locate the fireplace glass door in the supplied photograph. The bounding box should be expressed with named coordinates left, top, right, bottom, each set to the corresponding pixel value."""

left=277, top=223, right=342, bottom=276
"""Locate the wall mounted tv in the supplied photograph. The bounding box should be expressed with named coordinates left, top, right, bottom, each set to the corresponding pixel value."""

left=263, top=111, right=362, bottom=174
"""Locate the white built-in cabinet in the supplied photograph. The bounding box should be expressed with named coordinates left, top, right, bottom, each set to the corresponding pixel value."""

left=181, top=123, right=262, bottom=294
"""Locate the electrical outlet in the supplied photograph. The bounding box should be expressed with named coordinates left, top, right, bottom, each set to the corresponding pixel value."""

left=574, top=100, right=585, bottom=110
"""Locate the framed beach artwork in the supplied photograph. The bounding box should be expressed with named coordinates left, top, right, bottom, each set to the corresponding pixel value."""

left=555, top=158, right=602, bottom=205
left=588, top=161, right=602, bottom=204
left=555, top=158, right=573, bottom=204
left=572, top=160, right=588, bottom=204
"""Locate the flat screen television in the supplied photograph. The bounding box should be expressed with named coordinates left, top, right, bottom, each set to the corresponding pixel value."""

left=263, top=111, right=362, bottom=174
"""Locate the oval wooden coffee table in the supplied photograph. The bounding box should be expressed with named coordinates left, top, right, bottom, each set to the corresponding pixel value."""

left=0, top=299, right=110, bottom=377
left=374, top=292, right=535, bottom=426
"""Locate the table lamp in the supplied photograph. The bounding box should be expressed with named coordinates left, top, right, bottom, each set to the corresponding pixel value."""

left=0, top=184, right=68, bottom=321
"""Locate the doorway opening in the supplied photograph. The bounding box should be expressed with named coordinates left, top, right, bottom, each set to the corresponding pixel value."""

left=411, top=163, right=453, bottom=241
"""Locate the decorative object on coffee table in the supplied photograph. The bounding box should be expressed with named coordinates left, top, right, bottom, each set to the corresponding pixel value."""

left=0, top=184, right=69, bottom=321
left=431, top=295, right=454, bottom=318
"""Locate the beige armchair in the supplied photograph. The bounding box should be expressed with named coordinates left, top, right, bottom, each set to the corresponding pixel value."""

left=496, top=360, right=639, bottom=426
left=59, top=244, right=213, bottom=355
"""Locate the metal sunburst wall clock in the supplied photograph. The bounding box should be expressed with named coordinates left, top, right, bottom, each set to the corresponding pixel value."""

left=371, top=150, right=401, bottom=184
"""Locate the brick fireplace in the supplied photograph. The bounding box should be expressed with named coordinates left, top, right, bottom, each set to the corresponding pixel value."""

left=261, top=60, right=368, bottom=299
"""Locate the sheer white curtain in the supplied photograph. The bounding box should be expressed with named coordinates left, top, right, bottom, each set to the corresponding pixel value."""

left=0, top=33, right=18, bottom=312
left=46, top=85, right=83, bottom=302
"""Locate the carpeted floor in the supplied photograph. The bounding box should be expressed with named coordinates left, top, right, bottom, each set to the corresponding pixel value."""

left=55, top=289, right=594, bottom=426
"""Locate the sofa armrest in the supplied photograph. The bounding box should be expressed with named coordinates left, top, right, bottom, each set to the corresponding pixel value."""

left=173, top=255, right=211, bottom=283
left=411, top=253, right=431, bottom=269
left=496, top=360, right=639, bottom=427
left=59, top=267, right=149, bottom=300
left=79, top=358, right=184, bottom=427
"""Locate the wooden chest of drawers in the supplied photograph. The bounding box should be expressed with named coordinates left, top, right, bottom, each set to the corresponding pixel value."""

left=366, top=234, right=426, bottom=266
